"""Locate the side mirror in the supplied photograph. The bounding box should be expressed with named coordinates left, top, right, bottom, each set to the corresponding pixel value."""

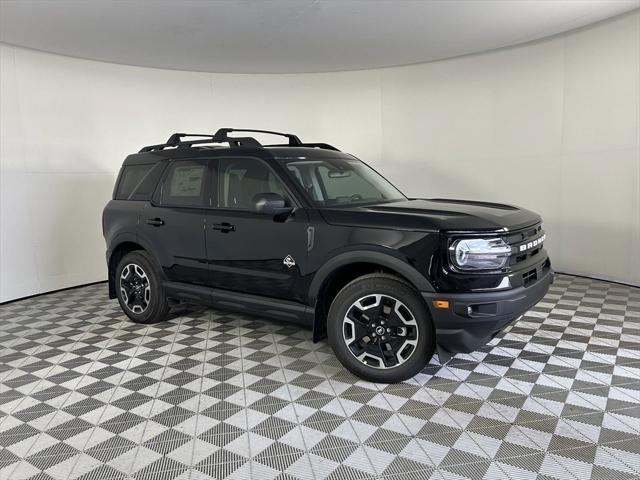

left=252, top=193, right=294, bottom=216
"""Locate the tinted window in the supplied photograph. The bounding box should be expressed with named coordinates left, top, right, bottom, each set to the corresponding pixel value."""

left=317, top=165, right=381, bottom=199
left=217, top=158, right=290, bottom=209
left=284, top=158, right=405, bottom=207
left=129, top=162, right=166, bottom=201
left=161, top=161, right=207, bottom=207
left=116, top=164, right=153, bottom=199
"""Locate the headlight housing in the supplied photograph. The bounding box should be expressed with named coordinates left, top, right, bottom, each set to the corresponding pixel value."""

left=449, top=237, right=512, bottom=271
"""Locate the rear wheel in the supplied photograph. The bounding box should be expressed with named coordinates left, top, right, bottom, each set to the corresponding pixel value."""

left=327, top=274, right=435, bottom=383
left=115, top=251, right=169, bottom=324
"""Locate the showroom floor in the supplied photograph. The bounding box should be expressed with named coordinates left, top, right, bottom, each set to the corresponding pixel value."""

left=0, top=275, right=638, bottom=480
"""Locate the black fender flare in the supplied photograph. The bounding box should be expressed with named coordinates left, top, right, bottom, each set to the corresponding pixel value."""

left=107, top=232, right=137, bottom=256
left=308, top=250, right=435, bottom=342
left=106, top=233, right=161, bottom=297
left=106, top=233, right=136, bottom=298
left=308, top=250, right=435, bottom=306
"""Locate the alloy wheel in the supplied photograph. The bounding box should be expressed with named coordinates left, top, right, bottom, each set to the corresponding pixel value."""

left=119, top=263, right=151, bottom=314
left=342, top=294, right=419, bottom=369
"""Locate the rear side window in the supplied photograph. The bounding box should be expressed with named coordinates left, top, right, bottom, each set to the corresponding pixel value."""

left=161, top=160, right=208, bottom=207
left=115, top=164, right=152, bottom=199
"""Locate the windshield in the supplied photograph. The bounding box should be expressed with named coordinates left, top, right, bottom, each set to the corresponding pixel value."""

left=282, top=158, right=406, bottom=207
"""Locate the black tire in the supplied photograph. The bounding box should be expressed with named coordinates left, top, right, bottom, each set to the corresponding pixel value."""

left=327, top=273, right=435, bottom=383
left=115, top=251, right=170, bottom=324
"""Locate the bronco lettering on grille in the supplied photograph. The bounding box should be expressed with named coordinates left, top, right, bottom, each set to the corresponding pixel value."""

left=518, top=234, right=546, bottom=252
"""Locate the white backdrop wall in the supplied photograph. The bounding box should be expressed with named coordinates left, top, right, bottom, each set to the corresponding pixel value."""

left=1, top=11, right=638, bottom=302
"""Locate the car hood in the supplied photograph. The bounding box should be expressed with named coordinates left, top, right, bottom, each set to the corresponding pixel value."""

left=319, top=198, right=541, bottom=232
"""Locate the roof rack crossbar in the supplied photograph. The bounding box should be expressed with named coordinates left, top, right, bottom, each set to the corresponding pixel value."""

left=138, top=128, right=340, bottom=153
left=212, top=128, right=302, bottom=146
left=139, top=133, right=260, bottom=152
left=139, top=133, right=217, bottom=152
left=166, top=133, right=216, bottom=146
left=171, top=137, right=261, bottom=148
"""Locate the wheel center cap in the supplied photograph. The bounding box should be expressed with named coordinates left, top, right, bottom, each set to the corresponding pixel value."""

left=375, top=326, right=385, bottom=335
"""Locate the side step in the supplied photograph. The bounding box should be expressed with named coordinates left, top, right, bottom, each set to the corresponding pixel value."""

left=163, top=281, right=314, bottom=327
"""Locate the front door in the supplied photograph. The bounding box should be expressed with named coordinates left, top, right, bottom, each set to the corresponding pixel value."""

left=204, top=157, right=309, bottom=302
left=139, top=159, right=210, bottom=285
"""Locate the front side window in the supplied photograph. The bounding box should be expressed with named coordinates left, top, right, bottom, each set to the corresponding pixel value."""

left=217, top=158, right=291, bottom=209
left=161, top=160, right=207, bottom=207
left=283, top=158, right=406, bottom=207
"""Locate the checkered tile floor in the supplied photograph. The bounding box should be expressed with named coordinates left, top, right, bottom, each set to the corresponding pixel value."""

left=1, top=274, right=639, bottom=480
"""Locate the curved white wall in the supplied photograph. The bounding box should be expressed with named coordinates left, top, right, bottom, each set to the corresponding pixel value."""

left=1, top=11, right=638, bottom=302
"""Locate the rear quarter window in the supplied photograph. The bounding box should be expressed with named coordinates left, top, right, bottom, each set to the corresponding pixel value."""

left=115, top=164, right=153, bottom=200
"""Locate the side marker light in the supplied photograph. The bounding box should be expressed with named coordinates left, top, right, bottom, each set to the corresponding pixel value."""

left=432, top=300, right=450, bottom=309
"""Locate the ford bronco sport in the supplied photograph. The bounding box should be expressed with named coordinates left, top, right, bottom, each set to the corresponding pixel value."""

left=103, top=128, right=553, bottom=382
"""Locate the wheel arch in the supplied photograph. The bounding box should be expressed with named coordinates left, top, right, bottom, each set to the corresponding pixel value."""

left=309, top=251, right=434, bottom=342
left=107, top=238, right=152, bottom=299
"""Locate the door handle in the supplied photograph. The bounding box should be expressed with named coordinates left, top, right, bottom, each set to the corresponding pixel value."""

left=146, top=218, right=165, bottom=227
left=212, top=222, right=236, bottom=233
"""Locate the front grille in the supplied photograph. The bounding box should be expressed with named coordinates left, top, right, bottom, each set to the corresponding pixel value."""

left=522, top=258, right=551, bottom=286
left=522, top=267, right=538, bottom=286
left=507, top=223, right=545, bottom=267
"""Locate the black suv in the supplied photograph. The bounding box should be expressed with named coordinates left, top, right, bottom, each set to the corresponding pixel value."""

left=103, top=128, right=553, bottom=382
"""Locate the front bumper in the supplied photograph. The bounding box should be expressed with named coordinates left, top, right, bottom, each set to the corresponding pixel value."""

left=422, top=266, right=553, bottom=362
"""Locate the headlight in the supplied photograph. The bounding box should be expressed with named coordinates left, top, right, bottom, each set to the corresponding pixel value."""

left=450, top=238, right=512, bottom=271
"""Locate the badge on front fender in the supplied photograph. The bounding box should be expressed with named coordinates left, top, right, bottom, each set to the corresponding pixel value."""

left=283, top=255, right=296, bottom=268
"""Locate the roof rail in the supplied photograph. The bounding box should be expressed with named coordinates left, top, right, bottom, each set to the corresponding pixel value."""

left=139, top=128, right=340, bottom=153
left=264, top=142, right=340, bottom=151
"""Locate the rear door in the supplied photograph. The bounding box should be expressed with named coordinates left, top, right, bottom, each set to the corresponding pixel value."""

left=204, top=157, right=310, bottom=302
left=139, top=159, right=210, bottom=285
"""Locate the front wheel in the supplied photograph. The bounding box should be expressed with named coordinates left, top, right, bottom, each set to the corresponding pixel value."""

left=327, top=274, right=435, bottom=383
left=115, top=251, right=170, bottom=324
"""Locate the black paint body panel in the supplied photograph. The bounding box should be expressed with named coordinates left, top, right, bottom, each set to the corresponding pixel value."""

left=104, top=141, right=552, bottom=358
